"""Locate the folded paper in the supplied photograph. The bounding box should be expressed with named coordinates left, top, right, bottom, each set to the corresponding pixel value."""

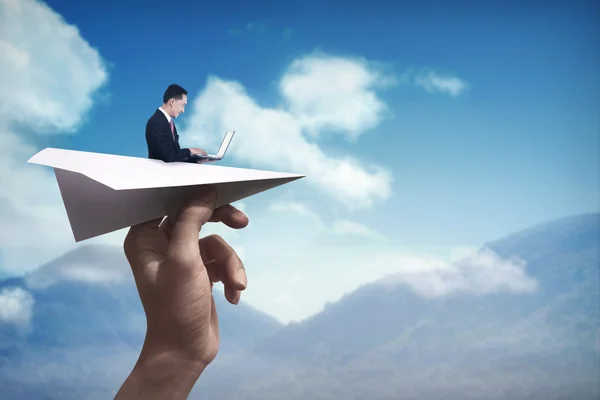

left=28, top=148, right=304, bottom=242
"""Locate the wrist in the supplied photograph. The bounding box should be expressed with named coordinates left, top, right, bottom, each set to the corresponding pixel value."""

left=139, top=347, right=207, bottom=376
left=115, top=348, right=206, bottom=399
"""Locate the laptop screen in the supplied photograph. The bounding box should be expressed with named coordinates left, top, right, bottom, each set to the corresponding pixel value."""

left=217, top=131, right=235, bottom=157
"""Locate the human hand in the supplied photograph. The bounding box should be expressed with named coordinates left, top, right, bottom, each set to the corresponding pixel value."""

left=115, top=186, right=248, bottom=399
left=190, top=148, right=207, bottom=156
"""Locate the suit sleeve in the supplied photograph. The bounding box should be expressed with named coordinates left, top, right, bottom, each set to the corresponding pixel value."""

left=146, top=120, right=193, bottom=163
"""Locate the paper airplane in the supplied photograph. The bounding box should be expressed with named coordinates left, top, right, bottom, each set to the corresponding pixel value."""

left=28, top=148, right=304, bottom=242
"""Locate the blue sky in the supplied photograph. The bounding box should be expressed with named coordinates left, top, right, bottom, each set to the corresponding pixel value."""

left=1, top=0, right=598, bottom=322
left=43, top=0, right=599, bottom=243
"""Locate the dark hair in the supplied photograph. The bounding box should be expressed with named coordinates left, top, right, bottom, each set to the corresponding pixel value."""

left=163, top=84, right=188, bottom=103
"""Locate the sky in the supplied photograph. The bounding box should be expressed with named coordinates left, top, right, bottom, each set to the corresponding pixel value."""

left=0, top=0, right=598, bottom=323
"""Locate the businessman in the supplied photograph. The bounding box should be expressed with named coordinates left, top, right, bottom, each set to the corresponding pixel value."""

left=146, top=84, right=207, bottom=163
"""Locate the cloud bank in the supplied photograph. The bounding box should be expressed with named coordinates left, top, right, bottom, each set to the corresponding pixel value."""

left=0, top=0, right=107, bottom=132
left=24, top=245, right=132, bottom=290
left=0, top=0, right=108, bottom=274
left=380, top=247, right=539, bottom=297
left=181, top=54, right=395, bottom=210
left=0, top=286, right=35, bottom=327
left=413, top=69, right=468, bottom=97
left=279, top=54, right=396, bottom=140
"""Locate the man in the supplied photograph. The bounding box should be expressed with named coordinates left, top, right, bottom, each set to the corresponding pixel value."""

left=146, top=84, right=207, bottom=163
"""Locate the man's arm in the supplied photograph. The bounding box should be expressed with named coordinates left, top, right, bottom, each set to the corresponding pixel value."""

left=146, top=120, right=193, bottom=163
left=115, top=350, right=205, bottom=399
left=115, top=188, right=249, bottom=399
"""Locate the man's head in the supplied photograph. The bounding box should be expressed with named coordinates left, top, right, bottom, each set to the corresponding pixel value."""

left=162, top=84, right=188, bottom=118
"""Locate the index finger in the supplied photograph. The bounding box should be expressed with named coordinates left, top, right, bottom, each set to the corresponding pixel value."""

left=208, top=204, right=249, bottom=229
left=167, top=186, right=218, bottom=266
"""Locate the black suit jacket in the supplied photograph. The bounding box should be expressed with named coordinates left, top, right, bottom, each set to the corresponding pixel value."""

left=145, top=109, right=194, bottom=163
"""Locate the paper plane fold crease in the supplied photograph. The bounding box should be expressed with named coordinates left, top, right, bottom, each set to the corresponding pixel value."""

left=28, top=148, right=304, bottom=242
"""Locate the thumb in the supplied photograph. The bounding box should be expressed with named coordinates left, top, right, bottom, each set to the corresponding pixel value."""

left=166, top=186, right=218, bottom=267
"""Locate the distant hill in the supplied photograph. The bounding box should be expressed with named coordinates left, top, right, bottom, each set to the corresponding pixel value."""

left=199, top=212, right=600, bottom=400
left=0, top=213, right=598, bottom=400
left=251, top=212, right=600, bottom=359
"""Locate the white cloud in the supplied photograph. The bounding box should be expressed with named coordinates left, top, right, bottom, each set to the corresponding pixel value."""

left=269, top=201, right=321, bottom=220
left=0, top=286, right=35, bottom=327
left=0, top=0, right=108, bottom=275
left=380, top=247, right=539, bottom=297
left=0, top=0, right=108, bottom=132
left=413, top=69, right=468, bottom=97
left=330, top=219, right=382, bottom=238
left=180, top=54, right=394, bottom=210
left=25, top=261, right=130, bottom=289
left=24, top=245, right=132, bottom=290
left=279, top=54, right=396, bottom=140
left=267, top=200, right=382, bottom=239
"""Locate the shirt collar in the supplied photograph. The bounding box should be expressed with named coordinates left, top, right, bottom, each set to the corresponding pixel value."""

left=158, top=106, right=172, bottom=123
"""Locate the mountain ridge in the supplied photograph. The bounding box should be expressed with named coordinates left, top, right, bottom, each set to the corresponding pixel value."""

left=206, top=211, right=599, bottom=399
left=0, top=211, right=598, bottom=399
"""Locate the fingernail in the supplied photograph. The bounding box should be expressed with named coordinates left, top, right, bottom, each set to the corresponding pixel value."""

left=236, top=268, right=247, bottom=288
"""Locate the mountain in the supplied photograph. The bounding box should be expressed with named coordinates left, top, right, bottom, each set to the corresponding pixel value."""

left=0, top=213, right=598, bottom=400
left=253, top=213, right=599, bottom=359
left=201, top=212, right=600, bottom=400
left=0, top=244, right=282, bottom=400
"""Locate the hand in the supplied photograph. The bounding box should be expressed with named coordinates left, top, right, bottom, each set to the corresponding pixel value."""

left=115, top=186, right=249, bottom=399
left=190, top=148, right=207, bottom=156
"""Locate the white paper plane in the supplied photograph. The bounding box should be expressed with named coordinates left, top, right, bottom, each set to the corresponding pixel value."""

left=28, top=148, right=305, bottom=242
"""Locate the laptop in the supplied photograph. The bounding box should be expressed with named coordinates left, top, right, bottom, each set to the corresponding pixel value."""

left=192, top=130, right=235, bottom=161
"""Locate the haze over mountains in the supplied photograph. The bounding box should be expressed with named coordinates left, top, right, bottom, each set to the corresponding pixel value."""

left=0, top=213, right=598, bottom=399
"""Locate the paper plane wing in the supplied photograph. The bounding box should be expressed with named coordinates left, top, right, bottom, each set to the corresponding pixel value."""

left=28, top=148, right=304, bottom=242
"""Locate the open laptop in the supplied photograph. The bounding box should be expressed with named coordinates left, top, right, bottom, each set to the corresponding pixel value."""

left=192, top=130, right=235, bottom=161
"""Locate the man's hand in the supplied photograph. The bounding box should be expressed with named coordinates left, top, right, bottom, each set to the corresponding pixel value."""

left=115, top=186, right=248, bottom=399
left=190, top=148, right=207, bottom=156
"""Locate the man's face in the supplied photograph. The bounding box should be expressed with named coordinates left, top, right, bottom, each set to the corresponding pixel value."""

left=171, top=94, right=187, bottom=118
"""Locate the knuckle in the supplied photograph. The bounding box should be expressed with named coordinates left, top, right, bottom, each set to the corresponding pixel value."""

left=203, top=233, right=226, bottom=248
left=166, top=245, right=198, bottom=267
left=123, top=230, right=138, bottom=259
left=207, top=233, right=224, bottom=243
